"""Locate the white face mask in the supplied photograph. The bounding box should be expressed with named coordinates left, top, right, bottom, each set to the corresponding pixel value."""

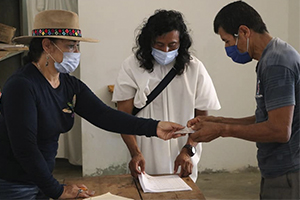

left=54, top=52, right=80, bottom=73
left=151, top=48, right=179, bottom=65
left=50, top=42, right=81, bottom=74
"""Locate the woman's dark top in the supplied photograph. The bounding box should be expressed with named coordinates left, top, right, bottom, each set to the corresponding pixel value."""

left=0, top=63, right=158, bottom=198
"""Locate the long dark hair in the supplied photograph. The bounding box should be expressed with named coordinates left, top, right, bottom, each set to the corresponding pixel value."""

left=133, top=9, right=192, bottom=75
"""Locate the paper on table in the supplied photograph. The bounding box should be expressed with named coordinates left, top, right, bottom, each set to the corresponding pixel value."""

left=138, top=172, right=192, bottom=193
left=83, top=192, right=133, bottom=200
left=174, top=126, right=195, bottom=134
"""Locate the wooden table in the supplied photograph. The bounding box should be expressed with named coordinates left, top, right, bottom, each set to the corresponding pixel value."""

left=63, top=174, right=206, bottom=200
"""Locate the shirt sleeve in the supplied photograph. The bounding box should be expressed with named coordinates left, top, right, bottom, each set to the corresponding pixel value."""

left=75, top=80, right=159, bottom=137
left=2, top=76, right=64, bottom=198
left=262, top=65, right=296, bottom=111
left=194, top=60, right=221, bottom=110
left=112, top=55, right=152, bottom=109
left=112, top=56, right=139, bottom=102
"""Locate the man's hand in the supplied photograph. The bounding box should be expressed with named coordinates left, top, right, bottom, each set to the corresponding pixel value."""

left=187, top=115, right=221, bottom=127
left=187, top=118, right=224, bottom=143
left=157, top=121, right=185, bottom=140
left=174, top=151, right=193, bottom=177
left=59, top=184, right=95, bottom=199
left=129, top=153, right=145, bottom=178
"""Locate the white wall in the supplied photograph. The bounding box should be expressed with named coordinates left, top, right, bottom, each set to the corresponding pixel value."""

left=288, top=0, right=300, bottom=52
left=77, top=0, right=298, bottom=176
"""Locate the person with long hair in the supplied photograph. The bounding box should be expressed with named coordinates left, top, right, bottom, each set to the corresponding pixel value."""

left=112, top=9, right=220, bottom=182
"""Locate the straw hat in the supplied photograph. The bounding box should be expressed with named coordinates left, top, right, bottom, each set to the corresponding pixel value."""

left=13, top=10, right=99, bottom=44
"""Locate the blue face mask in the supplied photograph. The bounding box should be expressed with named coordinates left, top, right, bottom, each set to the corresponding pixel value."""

left=225, top=36, right=252, bottom=64
left=151, top=48, right=178, bottom=66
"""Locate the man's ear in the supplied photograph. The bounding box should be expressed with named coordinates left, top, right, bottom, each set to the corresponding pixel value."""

left=238, top=25, right=251, bottom=38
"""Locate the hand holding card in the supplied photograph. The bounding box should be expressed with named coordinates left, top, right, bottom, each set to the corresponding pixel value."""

left=174, top=127, right=195, bottom=134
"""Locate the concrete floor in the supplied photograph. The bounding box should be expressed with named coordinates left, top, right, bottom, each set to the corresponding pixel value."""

left=196, top=170, right=260, bottom=200
left=53, top=158, right=261, bottom=200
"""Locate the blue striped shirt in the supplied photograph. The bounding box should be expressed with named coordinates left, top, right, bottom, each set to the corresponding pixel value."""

left=255, top=37, right=300, bottom=178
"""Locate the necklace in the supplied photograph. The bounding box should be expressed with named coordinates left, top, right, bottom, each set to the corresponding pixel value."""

left=36, top=63, right=42, bottom=72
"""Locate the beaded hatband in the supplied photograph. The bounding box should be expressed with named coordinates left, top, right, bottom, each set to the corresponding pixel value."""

left=32, top=28, right=82, bottom=37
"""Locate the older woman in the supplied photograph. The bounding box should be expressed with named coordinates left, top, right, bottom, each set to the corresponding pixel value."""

left=0, top=10, right=184, bottom=199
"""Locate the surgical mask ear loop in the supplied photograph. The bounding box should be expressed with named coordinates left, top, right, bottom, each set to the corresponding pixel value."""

left=234, top=34, right=239, bottom=45
left=246, top=37, right=249, bottom=52
left=51, top=41, right=64, bottom=54
left=44, top=41, right=63, bottom=64
left=235, top=34, right=250, bottom=52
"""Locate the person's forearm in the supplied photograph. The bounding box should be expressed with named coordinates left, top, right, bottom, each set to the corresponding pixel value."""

left=186, top=136, right=197, bottom=147
left=195, top=109, right=208, bottom=118
left=191, top=106, right=293, bottom=143
left=218, top=115, right=256, bottom=125
left=221, top=120, right=288, bottom=143
left=118, top=99, right=142, bottom=157
left=221, top=106, right=293, bottom=143
left=75, top=89, right=158, bottom=137
left=121, top=134, right=141, bottom=157
left=191, top=109, right=207, bottom=146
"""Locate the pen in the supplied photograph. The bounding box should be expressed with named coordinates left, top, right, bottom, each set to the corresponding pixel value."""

left=79, top=187, right=88, bottom=191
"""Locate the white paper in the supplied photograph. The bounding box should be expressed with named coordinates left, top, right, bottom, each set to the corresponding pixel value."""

left=83, top=192, right=133, bottom=200
left=174, top=127, right=195, bottom=134
left=138, top=172, right=192, bottom=193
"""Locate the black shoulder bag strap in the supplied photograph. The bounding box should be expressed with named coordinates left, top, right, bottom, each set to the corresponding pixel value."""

left=132, top=68, right=177, bottom=116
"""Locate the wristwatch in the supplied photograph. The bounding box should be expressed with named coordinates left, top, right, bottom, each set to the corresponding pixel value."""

left=183, top=144, right=196, bottom=157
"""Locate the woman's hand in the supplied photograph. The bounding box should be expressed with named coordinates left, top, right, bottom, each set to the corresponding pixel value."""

left=156, top=121, right=185, bottom=140
left=59, top=184, right=95, bottom=199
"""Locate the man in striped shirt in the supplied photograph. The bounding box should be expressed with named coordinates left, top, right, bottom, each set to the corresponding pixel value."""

left=188, top=1, right=300, bottom=199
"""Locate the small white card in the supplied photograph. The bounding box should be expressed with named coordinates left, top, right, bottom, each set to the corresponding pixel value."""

left=174, top=127, right=195, bottom=134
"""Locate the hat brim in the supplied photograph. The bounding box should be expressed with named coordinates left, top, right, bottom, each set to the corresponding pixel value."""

left=13, top=35, right=99, bottom=44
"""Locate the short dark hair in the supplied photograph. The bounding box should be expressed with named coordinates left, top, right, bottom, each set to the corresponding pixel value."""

left=213, top=1, right=268, bottom=35
left=133, top=9, right=192, bottom=75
